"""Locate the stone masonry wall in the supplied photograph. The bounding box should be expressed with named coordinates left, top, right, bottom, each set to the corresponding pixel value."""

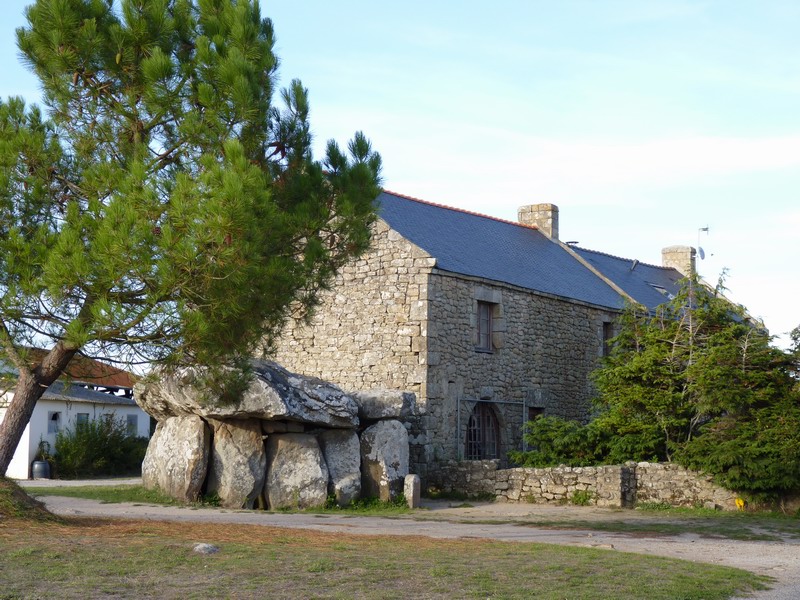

left=273, top=220, right=621, bottom=479
left=429, top=461, right=736, bottom=510
left=497, top=465, right=631, bottom=508
left=427, top=459, right=500, bottom=497
left=273, top=219, right=434, bottom=403
left=422, top=272, right=618, bottom=468
left=635, top=462, right=737, bottom=510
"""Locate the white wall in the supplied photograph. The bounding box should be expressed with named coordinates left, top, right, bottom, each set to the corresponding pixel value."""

left=0, top=393, right=150, bottom=480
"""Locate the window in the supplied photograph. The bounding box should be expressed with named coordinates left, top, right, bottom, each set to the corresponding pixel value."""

left=76, top=413, right=89, bottom=426
left=528, top=406, right=544, bottom=422
left=602, top=321, right=614, bottom=357
left=47, top=411, right=62, bottom=434
left=126, top=414, right=138, bottom=436
left=476, top=301, right=493, bottom=351
left=465, top=403, right=500, bottom=460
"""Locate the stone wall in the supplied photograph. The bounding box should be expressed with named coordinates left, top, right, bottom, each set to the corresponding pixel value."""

left=635, top=462, right=737, bottom=510
left=427, top=459, right=500, bottom=497
left=429, top=461, right=736, bottom=510
left=497, top=465, right=631, bottom=508
left=272, top=219, right=622, bottom=479
left=421, top=272, right=618, bottom=469
left=272, top=219, right=434, bottom=398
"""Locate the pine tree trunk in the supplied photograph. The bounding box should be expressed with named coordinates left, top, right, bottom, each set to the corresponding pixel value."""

left=0, top=343, right=78, bottom=476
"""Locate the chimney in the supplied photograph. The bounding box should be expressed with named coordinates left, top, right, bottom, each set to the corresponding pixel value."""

left=661, top=245, right=696, bottom=277
left=518, top=203, right=559, bottom=240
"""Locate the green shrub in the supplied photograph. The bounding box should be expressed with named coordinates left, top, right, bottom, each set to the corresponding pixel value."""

left=54, top=416, right=148, bottom=479
left=508, top=416, right=604, bottom=468
left=570, top=490, right=594, bottom=506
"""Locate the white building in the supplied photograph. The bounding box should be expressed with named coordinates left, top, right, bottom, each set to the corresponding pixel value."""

left=0, top=381, right=150, bottom=480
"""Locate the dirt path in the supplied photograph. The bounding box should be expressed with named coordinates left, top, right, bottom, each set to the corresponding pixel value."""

left=37, top=495, right=800, bottom=600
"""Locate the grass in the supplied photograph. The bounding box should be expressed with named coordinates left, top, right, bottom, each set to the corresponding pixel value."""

left=1, top=479, right=777, bottom=598
left=30, top=484, right=182, bottom=506
left=0, top=477, right=61, bottom=523
left=0, top=516, right=771, bottom=599
left=30, top=485, right=416, bottom=514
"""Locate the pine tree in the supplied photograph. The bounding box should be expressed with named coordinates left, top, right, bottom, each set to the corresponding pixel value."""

left=0, top=0, right=382, bottom=475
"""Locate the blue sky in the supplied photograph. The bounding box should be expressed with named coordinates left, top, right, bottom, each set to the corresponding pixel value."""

left=2, top=1, right=799, bottom=346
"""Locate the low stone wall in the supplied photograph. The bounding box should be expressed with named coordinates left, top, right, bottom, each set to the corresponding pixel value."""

left=497, top=465, right=631, bottom=508
left=427, top=459, right=499, bottom=497
left=428, top=461, right=736, bottom=509
left=635, top=462, right=737, bottom=510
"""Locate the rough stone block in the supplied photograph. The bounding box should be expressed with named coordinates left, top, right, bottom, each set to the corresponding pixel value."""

left=404, top=474, right=421, bottom=508
left=264, top=433, right=329, bottom=510
left=142, top=415, right=209, bottom=503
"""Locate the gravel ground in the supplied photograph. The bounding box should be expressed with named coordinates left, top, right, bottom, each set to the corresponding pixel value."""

left=19, top=478, right=800, bottom=599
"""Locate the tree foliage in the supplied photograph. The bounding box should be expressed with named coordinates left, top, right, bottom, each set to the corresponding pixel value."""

left=0, top=0, right=382, bottom=474
left=515, top=277, right=800, bottom=500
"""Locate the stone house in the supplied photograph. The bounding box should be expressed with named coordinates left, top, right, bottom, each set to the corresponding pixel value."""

left=273, top=191, right=692, bottom=481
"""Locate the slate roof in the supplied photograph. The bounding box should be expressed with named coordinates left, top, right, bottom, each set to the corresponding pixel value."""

left=572, top=247, right=684, bottom=310
left=377, top=191, right=684, bottom=312
left=378, top=191, right=626, bottom=309
left=42, top=381, right=137, bottom=407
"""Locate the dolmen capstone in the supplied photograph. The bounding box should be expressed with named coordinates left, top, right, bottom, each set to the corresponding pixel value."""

left=135, top=360, right=414, bottom=509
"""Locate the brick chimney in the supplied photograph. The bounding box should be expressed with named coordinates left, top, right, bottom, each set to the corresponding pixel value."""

left=661, top=245, right=696, bottom=277
left=518, top=203, right=559, bottom=240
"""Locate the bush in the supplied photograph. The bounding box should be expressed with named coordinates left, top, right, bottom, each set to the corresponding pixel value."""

left=54, top=416, right=148, bottom=479
left=509, top=416, right=604, bottom=468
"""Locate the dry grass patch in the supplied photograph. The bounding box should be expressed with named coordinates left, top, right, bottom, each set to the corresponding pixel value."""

left=0, top=515, right=770, bottom=599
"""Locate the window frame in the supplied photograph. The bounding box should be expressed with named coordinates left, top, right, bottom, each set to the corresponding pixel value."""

left=126, top=414, right=138, bottom=436
left=47, top=411, right=62, bottom=434
left=465, top=403, right=500, bottom=460
left=475, top=301, right=494, bottom=352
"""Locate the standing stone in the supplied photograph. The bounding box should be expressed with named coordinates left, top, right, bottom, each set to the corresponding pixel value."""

left=404, top=474, right=421, bottom=508
left=318, top=429, right=361, bottom=506
left=360, top=420, right=409, bottom=501
left=142, top=416, right=209, bottom=502
left=264, top=434, right=329, bottom=509
left=206, top=419, right=266, bottom=509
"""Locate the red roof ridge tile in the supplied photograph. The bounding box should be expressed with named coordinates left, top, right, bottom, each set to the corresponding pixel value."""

left=382, top=189, right=539, bottom=231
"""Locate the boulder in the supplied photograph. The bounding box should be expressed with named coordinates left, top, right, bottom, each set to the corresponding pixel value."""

left=318, top=429, right=361, bottom=506
left=206, top=419, right=266, bottom=509
left=360, top=420, right=409, bottom=501
left=134, top=359, right=358, bottom=428
left=352, top=390, right=416, bottom=421
left=264, top=434, right=329, bottom=509
left=142, top=416, right=210, bottom=502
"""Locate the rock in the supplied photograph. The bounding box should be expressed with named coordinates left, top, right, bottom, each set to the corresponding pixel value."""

left=206, top=419, right=266, bottom=509
left=134, top=360, right=358, bottom=428
left=264, top=434, right=329, bottom=509
left=318, top=429, right=361, bottom=506
left=193, top=543, right=219, bottom=555
left=142, top=416, right=210, bottom=502
left=404, top=474, right=421, bottom=508
left=360, top=420, right=409, bottom=501
left=351, top=390, right=416, bottom=421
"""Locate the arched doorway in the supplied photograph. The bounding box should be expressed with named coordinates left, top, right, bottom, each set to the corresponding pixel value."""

left=465, top=403, right=500, bottom=460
